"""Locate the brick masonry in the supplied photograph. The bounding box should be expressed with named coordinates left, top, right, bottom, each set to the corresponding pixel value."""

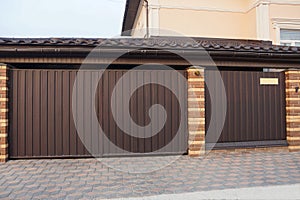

left=187, top=67, right=205, bottom=156
left=209, top=146, right=289, bottom=155
left=285, top=70, right=300, bottom=152
left=0, top=64, right=8, bottom=162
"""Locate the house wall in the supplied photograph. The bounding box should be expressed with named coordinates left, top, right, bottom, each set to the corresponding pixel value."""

left=130, top=0, right=300, bottom=44
left=157, top=0, right=248, bottom=12
left=159, top=7, right=257, bottom=39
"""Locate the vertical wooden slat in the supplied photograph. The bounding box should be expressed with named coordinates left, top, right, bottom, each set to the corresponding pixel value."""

left=47, top=71, right=55, bottom=156
left=205, top=71, right=211, bottom=141
left=122, top=70, right=130, bottom=154
left=268, top=73, right=276, bottom=140
left=282, top=72, right=287, bottom=139
left=90, top=71, right=99, bottom=156
left=279, top=72, right=287, bottom=140
left=137, top=71, right=144, bottom=153
left=130, top=71, right=138, bottom=153
left=17, top=71, right=25, bottom=156
left=251, top=72, right=256, bottom=141
left=171, top=71, right=180, bottom=151
left=115, top=71, right=123, bottom=153
left=108, top=71, right=116, bottom=154
left=55, top=71, right=63, bottom=155
left=164, top=71, right=172, bottom=152
left=144, top=71, right=151, bottom=152
left=102, top=70, right=109, bottom=155
left=157, top=71, right=165, bottom=150
left=62, top=71, right=70, bottom=155
left=76, top=71, right=85, bottom=155
left=40, top=71, right=48, bottom=156
left=213, top=71, right=218, bottom=142
left=239, top=72, right=246, bottom=141
left=181, top=70, right=188, bottom=152
left=11, top=71, right=18, bottom=157
left=234, top=71, right=240, bottom=142
left=150, top=71, right=158, bottom=152
left=32, top=71, right=41, bottom=156
left=25, top=71, right=33, bottom=156
left=221, top=71, right=228, bottom=142
left=69, top=71, right=77, bottom=156
left=85, top=71, right=92, bottom=155
left=98, top=70, right=104, bottom=156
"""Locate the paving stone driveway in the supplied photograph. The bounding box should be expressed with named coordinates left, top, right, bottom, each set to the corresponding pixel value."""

left=0, top=151, right=299, bottom=199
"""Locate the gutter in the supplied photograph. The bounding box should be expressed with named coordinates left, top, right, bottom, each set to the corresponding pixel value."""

left=0, top=47, right=299, bottom=61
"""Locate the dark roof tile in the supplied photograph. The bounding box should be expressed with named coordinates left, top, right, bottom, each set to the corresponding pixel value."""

left=0, top=37, right=299, bottom=54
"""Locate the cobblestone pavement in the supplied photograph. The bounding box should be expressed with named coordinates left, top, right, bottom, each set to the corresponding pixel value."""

left=0, top=151, right=299, bottom=199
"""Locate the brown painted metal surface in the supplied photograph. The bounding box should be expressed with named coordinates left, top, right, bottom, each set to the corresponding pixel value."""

left=9, top=69, right=188, bottom=158
left=205, top=70, right=286, bottom=147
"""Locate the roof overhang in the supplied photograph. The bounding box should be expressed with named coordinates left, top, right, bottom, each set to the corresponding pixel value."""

left=121, top=0, right=142, bottom=36
left=0, top=37, right=299, bottom=68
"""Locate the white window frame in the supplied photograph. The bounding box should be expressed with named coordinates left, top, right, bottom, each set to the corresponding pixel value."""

left=280, top=29, right=300, bottom=46
left=272, top=18, right=300, bottom=45
left=280, top=40, right=300, bottom=46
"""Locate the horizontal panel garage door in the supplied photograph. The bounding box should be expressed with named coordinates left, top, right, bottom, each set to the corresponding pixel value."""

left=9, top=69, right=188, bottom=158
left=205, top=70, right=287, bottom=148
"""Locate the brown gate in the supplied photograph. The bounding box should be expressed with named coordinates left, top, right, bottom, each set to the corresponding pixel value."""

left=205, top=70, right=287, bottom=148
left=9, top=69, right=188, bottom=158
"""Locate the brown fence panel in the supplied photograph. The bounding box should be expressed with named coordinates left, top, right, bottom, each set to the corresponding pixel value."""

left=99, top=70, right=188, bottom=156
left=205, top=70, right=286, bottom=148
left=10, top=70, right=89, bottom=158
left=9, top=69, right=187, bottom=158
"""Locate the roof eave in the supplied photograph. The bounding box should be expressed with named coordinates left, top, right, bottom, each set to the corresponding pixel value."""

left=0, top=46, right=299, bottom=65
left=121, top=0, right=142, bottom=36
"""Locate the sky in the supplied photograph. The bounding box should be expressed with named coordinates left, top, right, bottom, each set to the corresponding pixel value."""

left=0, top=0, right=127, bottom=38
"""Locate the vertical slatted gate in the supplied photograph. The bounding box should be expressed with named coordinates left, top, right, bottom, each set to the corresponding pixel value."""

left=9, top=69, right=188, bottom=158
left=205, top=70, right=287, bottom=148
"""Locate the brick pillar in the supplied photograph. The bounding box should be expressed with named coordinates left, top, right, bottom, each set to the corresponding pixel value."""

left=0, top=64, right=8, bottom=162
left=187, top=67, right=205, bottom=156
left=285, top=70, right=300, bottom=152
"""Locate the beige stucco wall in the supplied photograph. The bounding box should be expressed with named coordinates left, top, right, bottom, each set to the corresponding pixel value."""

left=247, top=7, right=258, bottom=39
left=270, top=4, right=300, bottom=19
left=159, top=8, right=257, bottom=39
left=130, top=0, right=300, bottom=44
left=157, top=0, right=249, bottom=12
left=131, top=3, right=147, bottom=37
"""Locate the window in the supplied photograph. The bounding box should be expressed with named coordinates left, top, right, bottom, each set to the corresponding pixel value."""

left=280, top=29, right=300, bottom=46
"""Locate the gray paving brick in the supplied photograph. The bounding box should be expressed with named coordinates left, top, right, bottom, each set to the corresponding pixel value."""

left=0, top=151, right=299, bottom=199
left=65, top=192, right=83, bottom=199
left=0, top=189, right=12, bottom=198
